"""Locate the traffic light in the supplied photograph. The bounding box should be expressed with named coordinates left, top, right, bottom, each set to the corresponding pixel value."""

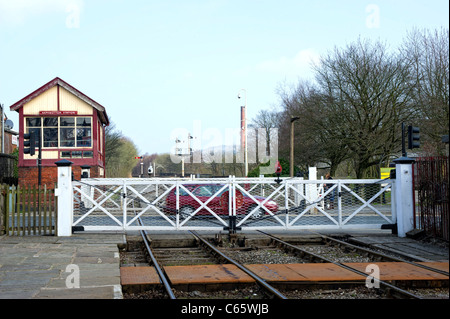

left=23, top=131, right=36, bottom=156
left=274, top=160, right=283, bottom=184
left=407, top=126, right=420, bottom=149
left=275, top=160, right=282, bottom=176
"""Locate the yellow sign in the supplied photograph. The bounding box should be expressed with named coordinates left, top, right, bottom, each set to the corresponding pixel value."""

left=380, top=167, right=394, bottom=179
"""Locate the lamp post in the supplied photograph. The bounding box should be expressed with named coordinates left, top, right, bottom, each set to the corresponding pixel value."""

left=238, top=89, right=248, bottom=177
left=290, top=116, right=300, bottom=177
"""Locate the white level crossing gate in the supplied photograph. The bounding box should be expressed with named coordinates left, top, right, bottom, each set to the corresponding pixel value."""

left=71, top=176, right=396, bottom=232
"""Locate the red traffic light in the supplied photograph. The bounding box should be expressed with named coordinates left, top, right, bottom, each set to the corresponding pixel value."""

left=275, top=161, right=282, bottom=175
left=134, top=156, right=143, bottom=159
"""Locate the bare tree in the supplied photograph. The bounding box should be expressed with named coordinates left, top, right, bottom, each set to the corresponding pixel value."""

left=277, top=82, right=323, bottom=172
left=313, top=38, right=417, bottom=178
left=251, top=109, right=278, bottom=158
left=256, top=29, right=447, bottom=178
left=277, top=81, right=349, bottom=176
left=401, top=27, right=449, bottom=155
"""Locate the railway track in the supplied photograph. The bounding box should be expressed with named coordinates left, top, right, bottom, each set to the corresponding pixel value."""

left=304, top=230, right=449, bottom=277
left=138, top=217, right=176, bottom=299
left=120, top=229, right=449, bottom=300
left=128, top=227, right=287, bottom=299
left=189, top=230, right=287, bottom=299
left=256, top=231, right=424, bottom=299
left=221, top=231, right=448, bottom=298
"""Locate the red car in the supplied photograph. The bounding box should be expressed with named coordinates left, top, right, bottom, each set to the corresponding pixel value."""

left=165, top=184, right=278, bottom=219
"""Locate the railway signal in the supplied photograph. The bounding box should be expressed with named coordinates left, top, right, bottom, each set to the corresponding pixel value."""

left=407, top=126, right=420, bottom=149
left=275, top=160, right=282, bottom=184
left=23, top=130, right=42, bottom=185
left=275, top=161, right=282, bottom=175
left=23, top=131, right=36, bottom=156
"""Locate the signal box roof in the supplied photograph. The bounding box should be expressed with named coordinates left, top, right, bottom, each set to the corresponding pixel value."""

left=9, top=77, right=109, bottom=126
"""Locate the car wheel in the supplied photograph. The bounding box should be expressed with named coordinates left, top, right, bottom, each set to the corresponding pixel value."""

left=248, top=205, right=264, bottom=219
left=180, top=205, right=195, bottom=217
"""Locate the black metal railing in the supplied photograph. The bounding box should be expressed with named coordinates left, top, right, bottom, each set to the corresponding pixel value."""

left=413, top=156, right=449, bottom=241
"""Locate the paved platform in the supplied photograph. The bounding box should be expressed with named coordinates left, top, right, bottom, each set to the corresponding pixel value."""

left=348, top=236, right=449, bottom=262
left=0, top=233, right=125, bottom=299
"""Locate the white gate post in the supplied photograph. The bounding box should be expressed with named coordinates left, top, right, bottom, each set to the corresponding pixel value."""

left=307, top=167, right=317, bottom=214
left=55, top=160, right=74, bottom=237
left=393, top=157, right=415, bottom=237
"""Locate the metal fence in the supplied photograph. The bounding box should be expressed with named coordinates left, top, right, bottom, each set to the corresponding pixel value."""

left=413, top=156, right=449, bottom=241
left=72, top=177, right=395, bottom=232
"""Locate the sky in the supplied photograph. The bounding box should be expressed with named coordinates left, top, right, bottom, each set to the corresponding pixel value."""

left=1, top=0, right=448, bottom=156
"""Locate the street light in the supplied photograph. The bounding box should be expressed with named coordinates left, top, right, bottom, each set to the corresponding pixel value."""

left=238, top=89, right=248, bottom=177
left=290, top=116, right=300, bottom=177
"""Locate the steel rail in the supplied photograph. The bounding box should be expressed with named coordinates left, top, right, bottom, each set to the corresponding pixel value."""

left=188, top=230, right=288, bottom=300
left=257, top=230, right=423, bottom=299
left=137, top=216, right=176, bottom=299
left=307, top=230, right=449, bottom=277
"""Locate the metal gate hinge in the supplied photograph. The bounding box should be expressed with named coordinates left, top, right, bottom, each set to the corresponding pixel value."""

left=72, top=226, right=84, bottom=233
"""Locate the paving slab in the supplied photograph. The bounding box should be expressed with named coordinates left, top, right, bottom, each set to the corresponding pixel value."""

left=0, top=232, right=125, bottom=299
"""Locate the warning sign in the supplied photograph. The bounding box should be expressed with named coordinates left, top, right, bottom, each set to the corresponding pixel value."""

left=380, top=167, right=394, bottom=179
